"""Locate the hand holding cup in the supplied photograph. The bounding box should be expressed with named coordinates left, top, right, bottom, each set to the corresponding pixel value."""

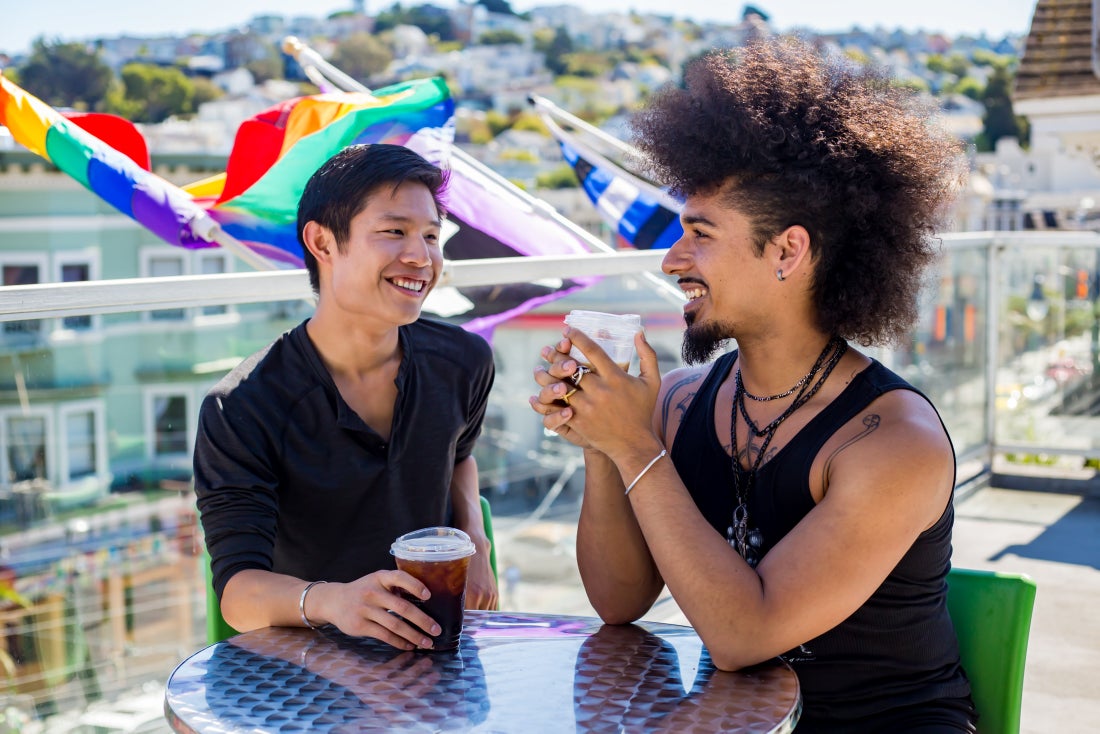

left=391, top=527, right=476, bottom=652
left=531, top=312, right=663, bottom=461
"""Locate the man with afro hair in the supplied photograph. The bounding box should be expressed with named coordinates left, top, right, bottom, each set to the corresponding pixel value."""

left=532, top=39, right=976, bottom=731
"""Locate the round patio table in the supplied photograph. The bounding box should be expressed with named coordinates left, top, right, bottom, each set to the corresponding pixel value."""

left=165, top=609, right=801, bottom=733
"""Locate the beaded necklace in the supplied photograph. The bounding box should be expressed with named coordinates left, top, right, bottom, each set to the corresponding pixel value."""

left=727, top=337, right=847, bottom=567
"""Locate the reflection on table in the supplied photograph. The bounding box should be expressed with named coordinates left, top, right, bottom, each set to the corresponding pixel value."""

left=165, top=610, right=801, bottom=733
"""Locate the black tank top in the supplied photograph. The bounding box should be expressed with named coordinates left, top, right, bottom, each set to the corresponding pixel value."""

left=671, top=351, right=972, bottom=722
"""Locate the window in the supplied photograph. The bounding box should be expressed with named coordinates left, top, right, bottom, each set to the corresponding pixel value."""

left=140, top=247, right=234, bottom=321
left=7, top=415, right=47, bottom=483
left=146, top=255, right=186, bottom=320
left=65, top=410, right=97, bottom=480
left=2, top=259, right=45, bottom=336
left=60, top=262, right=93, bottom=330
left=198, top=253, right=228, bottom=316
left=149, top=392, right=190, bottom=457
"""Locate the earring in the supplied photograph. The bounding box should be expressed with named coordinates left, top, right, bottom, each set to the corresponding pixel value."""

left=776, top=269, right=785, bottom=282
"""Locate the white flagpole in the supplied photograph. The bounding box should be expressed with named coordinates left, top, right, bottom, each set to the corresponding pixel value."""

left=528, top=93, right=641, bottom=162
left=186, top=209, right=279, bottom=271
left=536, top=112, right=682, bottom=212
left=280, top=36, right=685, bottom=306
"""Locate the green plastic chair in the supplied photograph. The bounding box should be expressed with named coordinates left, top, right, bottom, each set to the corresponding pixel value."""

left=203, top=548, right=239, bottom=643
left=480, top=494, right=499, bottom=584
left=945, top=568, right=1037, bottom=734
left=204, top=495, right=499, bottom=643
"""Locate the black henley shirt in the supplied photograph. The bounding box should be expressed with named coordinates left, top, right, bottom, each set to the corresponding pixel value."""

left=194, top=318, right=495, bottom=600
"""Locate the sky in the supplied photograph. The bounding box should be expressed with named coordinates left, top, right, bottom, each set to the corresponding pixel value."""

left=1, top=0, right=1039, bottom=57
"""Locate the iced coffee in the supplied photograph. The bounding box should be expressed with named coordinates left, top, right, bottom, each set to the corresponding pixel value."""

left=391, top=527, right=476, bottom=652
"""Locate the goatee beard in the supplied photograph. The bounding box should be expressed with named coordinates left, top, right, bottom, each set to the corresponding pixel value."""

left=682, top=315, right=733, bottom=365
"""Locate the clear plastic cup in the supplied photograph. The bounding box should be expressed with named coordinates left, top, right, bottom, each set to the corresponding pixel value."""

left=563, top=310, right=643, bottom=371
left=391, top=527, right=476, bottom=651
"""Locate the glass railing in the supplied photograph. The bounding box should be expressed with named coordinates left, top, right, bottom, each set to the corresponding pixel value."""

left=0, top=230, right=1098, bottom=729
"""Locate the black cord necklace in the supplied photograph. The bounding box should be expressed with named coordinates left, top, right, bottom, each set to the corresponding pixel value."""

left=740, top=372, right=813, bottom=402
left=727, top=336, right=848, bottom=567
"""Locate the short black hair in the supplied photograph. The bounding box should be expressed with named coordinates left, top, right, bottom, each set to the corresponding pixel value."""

left=296, top=143, right=448, bottom=294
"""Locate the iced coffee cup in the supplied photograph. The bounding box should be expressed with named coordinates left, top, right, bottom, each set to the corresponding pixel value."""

left=563, top=310, right=643, bottom=371
left=391, top=527, right=476, bottom=652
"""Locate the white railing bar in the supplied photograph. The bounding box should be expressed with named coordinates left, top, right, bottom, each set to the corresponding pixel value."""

left=993, top=443, right=1100, bottom=458
left=940, top=230, right=1100, bottom=247
left=0, top=250, right=669, bottom=321
left=985, top=241, right=1002, bottom=467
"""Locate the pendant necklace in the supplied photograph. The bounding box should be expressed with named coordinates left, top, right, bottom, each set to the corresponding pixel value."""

left=727, top=336, right=847, bottom=567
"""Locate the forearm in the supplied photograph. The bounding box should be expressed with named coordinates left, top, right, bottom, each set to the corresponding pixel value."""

left=623, top=467, right=772, bottom=669
left=450, top=455, right=498, bottom=610
left=221, top=569, right=319, bottom=632
left=576, top=450, right=664, bottom=624
left=450, top=456, right=490, bottom=552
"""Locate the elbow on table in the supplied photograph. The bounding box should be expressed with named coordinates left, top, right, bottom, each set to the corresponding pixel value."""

left=588, top=592, right=655, bottom=626
left=702, top=635, right=780, bottom=672
left=594, top=607, right=643, bottom=626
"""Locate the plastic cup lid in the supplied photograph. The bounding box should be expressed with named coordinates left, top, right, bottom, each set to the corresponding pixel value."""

left=391, top=527, right=476, bottom=561
left=564, top=310, right=642, bottom=336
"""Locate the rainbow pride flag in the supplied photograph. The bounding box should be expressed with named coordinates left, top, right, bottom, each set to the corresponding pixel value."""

left=0, top=73, right=216, bottom=251
left=186, top=77, right=455, bottom=265
left=0, top=73, right=594, bottom=332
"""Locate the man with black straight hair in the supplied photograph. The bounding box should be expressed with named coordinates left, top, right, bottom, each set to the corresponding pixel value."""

left=197, top=144, right=497, bottom=651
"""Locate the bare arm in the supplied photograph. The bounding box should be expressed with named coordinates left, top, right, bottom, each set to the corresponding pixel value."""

left=574, top=364, right=707, bottom=623
left=449, top=455, right=498, bottom=610
left=575, top=448, right=664, bottom=623
left=538, top=329, right=954, bottom=669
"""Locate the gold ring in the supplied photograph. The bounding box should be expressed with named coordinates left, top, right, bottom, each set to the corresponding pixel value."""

left=570, top=365, right=592, bottom=387
left=561, top=386, right=579, bottom=405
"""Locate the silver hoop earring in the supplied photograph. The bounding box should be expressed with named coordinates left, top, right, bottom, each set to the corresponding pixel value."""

left=776, top=269, right=785, bottom=282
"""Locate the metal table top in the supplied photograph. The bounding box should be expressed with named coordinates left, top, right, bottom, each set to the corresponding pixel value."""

left=165, top=610, right=801, bottom=733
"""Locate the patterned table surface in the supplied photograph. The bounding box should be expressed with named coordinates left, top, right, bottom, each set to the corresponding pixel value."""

left=165, top=610, right=801, bottom=733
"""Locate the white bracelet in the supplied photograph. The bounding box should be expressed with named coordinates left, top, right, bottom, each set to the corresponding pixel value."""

left=624, top=449, right=667, bottom=496
left=299, top=580, right=328, bottom=630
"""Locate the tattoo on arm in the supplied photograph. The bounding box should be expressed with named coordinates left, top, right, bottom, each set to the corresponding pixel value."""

left=820, top=413, right=881, bottom=491
left=661, top=373, right=702, bottom=435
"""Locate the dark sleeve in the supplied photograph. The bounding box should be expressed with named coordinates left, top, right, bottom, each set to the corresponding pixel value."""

left=193, top=390, right=281, bottom=601
left=454, top=335, right=495, bottom=464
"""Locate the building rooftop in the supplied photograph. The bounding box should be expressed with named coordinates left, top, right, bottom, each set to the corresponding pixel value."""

left=1015, top=0, right=1100, bottom=101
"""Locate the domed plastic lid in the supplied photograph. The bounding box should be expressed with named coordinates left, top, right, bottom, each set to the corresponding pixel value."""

left=390, top=527, right=476, bottom=561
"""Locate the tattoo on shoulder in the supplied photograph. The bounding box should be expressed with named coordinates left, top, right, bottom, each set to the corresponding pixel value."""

left=661, top=373, right=703, bottom=431
left=820, top=413, right=881, bottom=489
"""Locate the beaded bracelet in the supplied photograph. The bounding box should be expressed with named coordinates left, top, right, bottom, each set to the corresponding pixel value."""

left=299, top=580, right=328, bottom=630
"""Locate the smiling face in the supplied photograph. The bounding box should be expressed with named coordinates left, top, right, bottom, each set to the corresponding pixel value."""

left=661, top=188, right=775, bottom=364
left=317, top=180, right=444, bottom=329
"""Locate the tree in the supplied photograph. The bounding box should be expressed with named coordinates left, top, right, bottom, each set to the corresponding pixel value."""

left=539, top=27, right=574, bottom=76
left=978, top=61, right=1028, bottom=151
left=191, top=77, right=224, bottom=109
left=561, top=52, right=610, bottom=78
left=478, top=30, right=524, bottom=46
left=246, top=56, right=283, bottom=84
left=946, top=76, right=983, bottom=101
left=510, top=111, right=548, bottom=135
left=330, top=33, right=393, bottom=83
left=926, top=52, right=970, bottom=79
left=485, top=109, right=511, bottom=137
left=536, top=164, right=580, bottom=189
left=477, top=0, right=516, bottom=14
left=17, top=38, right=112, bottom=110
left=374, top=4, right=456, bottom=41
left=102, top=63, right=195, bottom=123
